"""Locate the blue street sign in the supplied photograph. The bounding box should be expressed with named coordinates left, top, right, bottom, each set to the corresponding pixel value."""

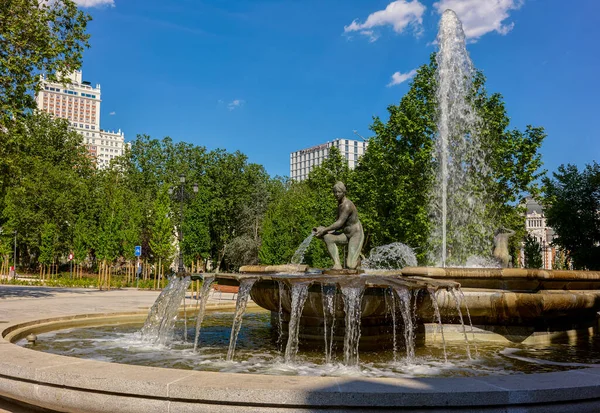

left=134, top=245, right=142, bottom=257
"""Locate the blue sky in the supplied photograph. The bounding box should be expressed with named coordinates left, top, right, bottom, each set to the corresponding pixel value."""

left=76, top=0, right=599, bottom=178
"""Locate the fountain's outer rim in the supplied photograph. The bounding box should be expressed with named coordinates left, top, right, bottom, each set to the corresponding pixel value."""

left=239, top=264, right=308, bottom=273
left=400, top=266, right=600, bottom=281
left=3, top=310, right=600, bottom=412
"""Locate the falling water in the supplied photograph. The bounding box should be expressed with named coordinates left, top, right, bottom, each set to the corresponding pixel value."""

left=284, top=281, right=311, bottom=363
left=456, top=288, right=478, bottom=357
left=290, top=233, right=314, bottom=266
left=395, top=286, right=416, bottom=360
left=276, top=281, right=286, bottom=353
left=226, top=278, right=257, bottom=361
left=430, top=9, right=493, bottom=266
left=449, top=287, right=471, bottom=359
left=341, top=285, right=365, bottom=366
left=429, top=288, right=448, bottom=362
left=140, top=276, right=191, bottom=345
left=386, top=289, right=398, bottom=362
left=193, top=276, right=215, bottom=352
left=321, top=283, right=337, bottom=364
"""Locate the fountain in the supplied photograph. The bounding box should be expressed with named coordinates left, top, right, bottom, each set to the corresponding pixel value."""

left=2, top=9, right=600, bottom=413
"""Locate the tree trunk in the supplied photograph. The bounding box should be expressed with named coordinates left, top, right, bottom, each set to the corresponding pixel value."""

left=98, top=261, right=102, bottom=290
left=216, top=245, right=227, bottom=273
left=158, top=258, right=162, bottom=289
left=108, top=264, right=112, bottom=291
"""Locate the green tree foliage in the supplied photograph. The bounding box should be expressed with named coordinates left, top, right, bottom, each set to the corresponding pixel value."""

left=93, top=170, right=125, bottom=264
left=351, top=61, right=436, bottom=262
left=72, top=214, right=93, bottom=265
left=149, top=188, right=174, bottom=264
left=471, top=73, right=546, bottom=261
left=259, top=150, right=349, bottom=268
left=352, top=55, right=544, bottom=263
left=38, top=222, right=57, bottom=266
left=523, top=235, right=543, bottom=269
left=259, top=182, right=324, bottom=266
left=1, top=113, right=92, bottom=264
left=0, top=0, right=90, bottom=119
left=225, top=164, right=275, bottom=269
left=543, top=163, right=600, bottom=270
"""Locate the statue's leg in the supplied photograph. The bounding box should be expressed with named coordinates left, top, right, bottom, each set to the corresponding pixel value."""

left=324, top=233, right=346, bottom=270
left=346, top=231, right=365, bottom=270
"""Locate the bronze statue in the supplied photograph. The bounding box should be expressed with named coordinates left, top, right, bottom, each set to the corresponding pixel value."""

left=314, top=182, right=364, bottom=270
left=493, top=227, right=515, bottom=268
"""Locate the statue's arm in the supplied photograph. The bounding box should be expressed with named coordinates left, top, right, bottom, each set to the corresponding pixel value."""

left=320, top=205, right=351, bottom=234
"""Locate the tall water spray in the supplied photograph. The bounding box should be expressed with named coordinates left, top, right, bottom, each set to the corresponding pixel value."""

left=430, top=9, right=493, bottom=266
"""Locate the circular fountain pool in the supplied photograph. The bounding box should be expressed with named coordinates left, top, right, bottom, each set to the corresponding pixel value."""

left=18, top=311, right=600, bottom=379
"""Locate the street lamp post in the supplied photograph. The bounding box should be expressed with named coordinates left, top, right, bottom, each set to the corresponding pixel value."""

left=13, top=230, right=17, bottom=280
left=168, top=174, right=198, bottom=276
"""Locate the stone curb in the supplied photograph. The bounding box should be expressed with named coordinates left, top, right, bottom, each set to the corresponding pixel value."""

left=1, top=302, right=600, bottom=411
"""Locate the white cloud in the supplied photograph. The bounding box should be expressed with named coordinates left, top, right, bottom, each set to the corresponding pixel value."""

left=433, top=0, right=523, bottom=40
left=74, top=0, right=115, bottom=8
left=387, top=69, right=417, bottom=87
left=109, top=111, right=116, bottom=115
left=344, top=0, right=426, bottom=41
left=228, top=99, right=245, bottom=111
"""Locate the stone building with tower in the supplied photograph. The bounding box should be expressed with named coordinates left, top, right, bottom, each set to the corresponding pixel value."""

left=520, top=197, right=558, bottom=269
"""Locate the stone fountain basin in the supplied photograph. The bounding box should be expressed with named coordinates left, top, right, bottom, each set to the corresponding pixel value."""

left=3, top=306, right=600, bottom=412
left=218, top=266, right=600, bottom=344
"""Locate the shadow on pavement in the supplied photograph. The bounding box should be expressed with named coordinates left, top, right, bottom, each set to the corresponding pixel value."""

left=0, top=285, right=90, bottom=299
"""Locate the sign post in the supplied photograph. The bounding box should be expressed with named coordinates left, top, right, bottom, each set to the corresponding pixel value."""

left=135, top=246, right=142, bottom=289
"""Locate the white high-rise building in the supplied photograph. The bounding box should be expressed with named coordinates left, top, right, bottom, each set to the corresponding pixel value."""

left=36, top=70, right=125, bottom=169
left=290, top=138, right=368, bottom=181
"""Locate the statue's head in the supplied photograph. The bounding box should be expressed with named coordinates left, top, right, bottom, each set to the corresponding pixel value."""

left=333, top=181, right=346, bottom=201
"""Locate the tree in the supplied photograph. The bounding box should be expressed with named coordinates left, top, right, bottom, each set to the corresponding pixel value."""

left=149, top=188, right=174, bottom=282
left=259, top=182, right=324, bottom=266
left=352, top=54, right=545, bottom=264
left=259, top=150, right=348, bottom=268
left=543, top=163, right=600, bottom=270
left=38, top=222, right=58, bottom=273
left=1, top=113, right=92, bottom=266
left=0, top=0, right=90, bottom=119
left=523, top=235, right=543, bottom=269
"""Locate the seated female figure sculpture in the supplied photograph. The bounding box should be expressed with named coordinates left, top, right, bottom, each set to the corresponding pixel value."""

left=314, top=182, right=365, bottom=270
left=493, top=227, right=516, bottom=268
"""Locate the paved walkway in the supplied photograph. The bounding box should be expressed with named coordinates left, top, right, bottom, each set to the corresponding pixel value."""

left=0, top=285, right=238, bottom=413
left=0, top=285, right=237, bottom=324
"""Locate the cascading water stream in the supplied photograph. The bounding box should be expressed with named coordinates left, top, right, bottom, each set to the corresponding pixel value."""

left=140, top=276, right=191, bottom=346
left=226, top=278, right=257, bottom=361
left=277, top=280, right=286, bottom=353
left=456, top=288, right=478, bottom=357
left=284, top=281, right=311, bottom=363
left=290, top=233, right=314, bottom=267
left=450, top=287, right=472, bottom=359
left=341, top=284, right=365, bottom=366
left=386, top=288, right=398, bottom=362
left=321, top=283, right=337, bottom=364
left=395, top=286, right=416, bottom=360
left=193, top=276, right=215, bottom=352
left=429, top=288, right=448, bottom=362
